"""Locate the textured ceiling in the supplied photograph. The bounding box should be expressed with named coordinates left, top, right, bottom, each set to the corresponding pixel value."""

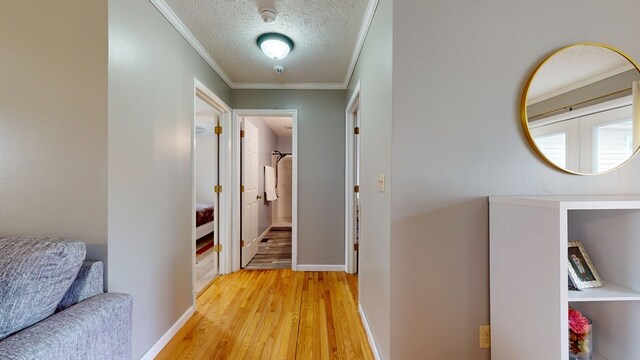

left=528, top=45, right=635, bottom=103
left=163, top=0, right=369, bottom=86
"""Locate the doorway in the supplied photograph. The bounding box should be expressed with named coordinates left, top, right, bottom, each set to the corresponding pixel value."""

left=231, top=110, right=298, bottom=272
left=191, top=79, right=232, bottom=301
left=345, top=82, right=361, bottom=274
left=194, top=95, right=219, bottom=294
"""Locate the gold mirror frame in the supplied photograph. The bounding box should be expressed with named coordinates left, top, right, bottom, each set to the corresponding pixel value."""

left=521, top=43, right=640, bottom=175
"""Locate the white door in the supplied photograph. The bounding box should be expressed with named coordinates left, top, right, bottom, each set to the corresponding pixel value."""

left=354, top=107, right=361, bottom=273
left=242, top=121, right=260, bottom=267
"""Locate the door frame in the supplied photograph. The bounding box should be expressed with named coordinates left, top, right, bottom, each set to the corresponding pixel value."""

left=231, top=109, right=299, bottom=271
left=192, top=78, right=232, bottom=306
left=345, top=81, right=361, bottom=274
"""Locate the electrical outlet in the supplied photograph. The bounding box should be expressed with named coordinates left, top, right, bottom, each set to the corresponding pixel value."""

left=479, top=325, right=491, bottom=348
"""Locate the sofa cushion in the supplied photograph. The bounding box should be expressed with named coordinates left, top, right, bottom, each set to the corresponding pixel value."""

left=56, top=261, right=104, bottom=312
left=0, top=237, right=85, bottom=340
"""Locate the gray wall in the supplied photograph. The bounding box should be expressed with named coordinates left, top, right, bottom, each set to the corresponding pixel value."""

left=108, top=0, right=231, bottom=358
left=246, top=117, right=278, bottom=236
left=345, top=0, right=392, bottom=358
left=233, top=90, right=346, bottom=265
left=391, top=0, right=640, bottom=359
left=0, top=1, right=108, bottom=266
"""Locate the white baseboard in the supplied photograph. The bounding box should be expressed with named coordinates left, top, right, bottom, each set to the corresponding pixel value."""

left=296, top=264, right=345, bottom=272
left=358, top=304, right=382, bottom=360
left=140, top=306, right=195, bottom=360
left=258, top=225, right=273, bottom=242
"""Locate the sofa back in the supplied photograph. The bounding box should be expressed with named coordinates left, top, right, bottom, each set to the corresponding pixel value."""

left=57, top=261, right=104, bottom=311
left=0, top=237, right=85, bottom=340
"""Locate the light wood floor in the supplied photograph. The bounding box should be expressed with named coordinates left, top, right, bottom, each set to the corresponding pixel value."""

left=157, top=270, right=372, bottom=360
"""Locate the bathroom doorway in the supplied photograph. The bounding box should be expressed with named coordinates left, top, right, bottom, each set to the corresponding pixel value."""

left=246, top=117, right=293, bottom=269
left=231, top=110, right=298, bottom=271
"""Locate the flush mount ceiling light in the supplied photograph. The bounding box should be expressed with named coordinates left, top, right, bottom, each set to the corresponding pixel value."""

left=257, top=33, right=294, bottom=60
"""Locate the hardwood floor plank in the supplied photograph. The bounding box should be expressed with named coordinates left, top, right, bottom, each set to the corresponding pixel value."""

left=156, top=269, right=373, bottom=360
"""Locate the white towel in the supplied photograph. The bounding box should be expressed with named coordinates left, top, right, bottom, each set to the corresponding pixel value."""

left=265, top=166, right=278, bottom=201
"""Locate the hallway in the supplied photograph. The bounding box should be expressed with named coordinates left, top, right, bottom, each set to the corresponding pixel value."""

left=157, top=270, right=372, bottom=359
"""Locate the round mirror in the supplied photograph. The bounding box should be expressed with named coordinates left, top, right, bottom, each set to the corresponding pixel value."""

left=522, top=43, right=640, bottom=175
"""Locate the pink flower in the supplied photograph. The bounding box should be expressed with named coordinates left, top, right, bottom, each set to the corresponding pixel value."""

left=568, top=308, right=590, bottom=334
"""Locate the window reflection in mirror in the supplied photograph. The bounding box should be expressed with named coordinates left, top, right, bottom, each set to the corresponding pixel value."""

left=522, top=44, right=640, bottom=175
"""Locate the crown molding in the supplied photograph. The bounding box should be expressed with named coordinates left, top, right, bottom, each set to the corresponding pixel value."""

left=232, top=82, right=347, bottom=90
left=344, top=0, right=380, bottom=87
left=150, top=0, right=234, bottom=87
left=528, top=62, right=636, bottom=105
left=150, top=0, right=378, bottom=90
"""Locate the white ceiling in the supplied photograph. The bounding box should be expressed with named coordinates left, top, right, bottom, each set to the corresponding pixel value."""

left=528, top=45, right=635, bottom=104
left=249, top=116, right=293, bottom=137
left=154, top=0, right=374, bottom=89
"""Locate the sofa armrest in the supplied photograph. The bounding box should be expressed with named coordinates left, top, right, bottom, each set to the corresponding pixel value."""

left=57, top=261, right=104, bottom=311
left=0, top=293, right=132, bottom=360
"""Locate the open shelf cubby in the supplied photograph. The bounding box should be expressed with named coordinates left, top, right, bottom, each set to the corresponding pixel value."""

left=490, top=196, right=640, bottom=360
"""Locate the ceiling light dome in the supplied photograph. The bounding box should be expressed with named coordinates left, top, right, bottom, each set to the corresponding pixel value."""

left=257, top=33, right=294, bottom=60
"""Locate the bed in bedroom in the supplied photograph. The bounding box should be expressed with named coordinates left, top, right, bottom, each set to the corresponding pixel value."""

left=196, top=203, right=215, bottom=240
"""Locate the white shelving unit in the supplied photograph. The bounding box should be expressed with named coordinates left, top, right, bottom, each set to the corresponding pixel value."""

left=490, top=196, right=640, bottom=360
left=569, top=282, right=640, bottom=302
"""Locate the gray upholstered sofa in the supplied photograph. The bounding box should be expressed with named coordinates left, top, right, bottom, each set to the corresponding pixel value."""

left=0, top=237, right=132, bottom=360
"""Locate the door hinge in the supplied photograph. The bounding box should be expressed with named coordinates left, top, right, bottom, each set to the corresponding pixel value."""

left=240, top=240, right=245, bottom=247
left=240, top=130, right=245, bottom=138
left=354, top=127, right=360, bottom=135
left=354, top=243, right=359, bottom=251
left=240, top=185, right=245, bottom=193
left=214, top=244, right=222, bottom=252
left=214, top=126, right=223, bottom=135
left=354, top=185, right=360, bottom=193
left=214, top=185, right=222, bottom=193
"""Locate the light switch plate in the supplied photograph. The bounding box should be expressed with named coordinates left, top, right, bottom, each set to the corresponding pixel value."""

left=378, top=173, right=385, bottom=193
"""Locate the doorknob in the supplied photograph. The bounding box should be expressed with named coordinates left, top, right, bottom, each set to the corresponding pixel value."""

left=257, top=195, right=263, bottom=200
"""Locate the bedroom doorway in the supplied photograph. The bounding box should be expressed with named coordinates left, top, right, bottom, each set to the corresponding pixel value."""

left=192, top=79, right=232, bottom=301
left=345, top=82, right=361, bottom=274
left=194, top=94, right=220, bottom=295
left=231, top=110, right=298, bottom=272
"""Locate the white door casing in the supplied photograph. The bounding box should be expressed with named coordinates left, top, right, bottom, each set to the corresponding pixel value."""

left=242, top=120, right=260, bottom=267
left=345, top=81, right=361, bottom=274
left=192, top=78, right=232, bottom=309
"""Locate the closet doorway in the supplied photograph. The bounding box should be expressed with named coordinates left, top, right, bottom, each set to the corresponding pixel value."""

left=231, top=110, right=298, bottom=271
left=191, top=80, right=232, bottom=300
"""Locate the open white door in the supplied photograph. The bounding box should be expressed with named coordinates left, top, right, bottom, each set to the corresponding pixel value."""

left=353, top=107, right=361, bottom=273
left=242, top=120, right=260, bottom=267
left=345, top=82, right=361, bottom=274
